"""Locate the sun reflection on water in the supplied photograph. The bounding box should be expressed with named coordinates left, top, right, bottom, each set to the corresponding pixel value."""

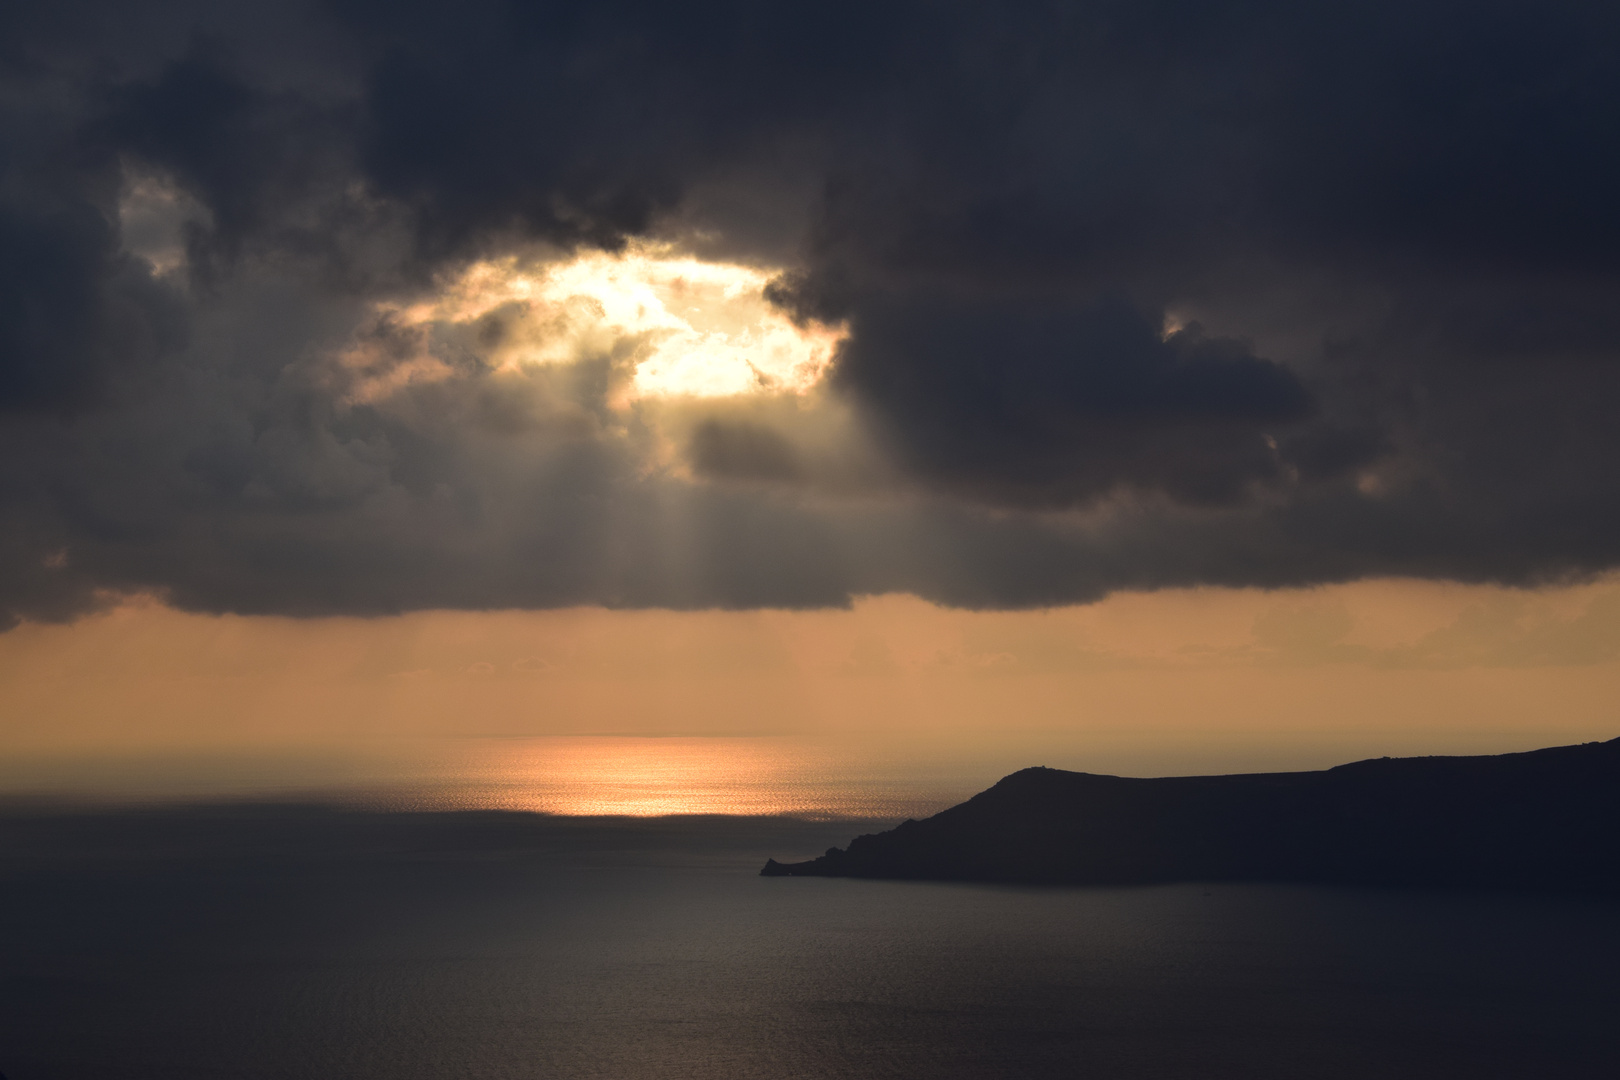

left=384, top=737, right=973, bottom=819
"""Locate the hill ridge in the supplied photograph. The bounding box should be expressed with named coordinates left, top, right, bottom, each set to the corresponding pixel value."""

left=761, top=738, right=1620, bottom=893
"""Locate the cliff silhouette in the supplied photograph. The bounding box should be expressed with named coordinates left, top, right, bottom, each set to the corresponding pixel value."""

left=762, top=738, right=1620, bottom=892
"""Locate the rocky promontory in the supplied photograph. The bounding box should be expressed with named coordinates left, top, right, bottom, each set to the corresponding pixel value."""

left=762, top=738, right=1620, bottom=892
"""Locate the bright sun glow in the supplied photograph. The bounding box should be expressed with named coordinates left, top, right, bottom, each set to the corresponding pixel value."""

left=363, top=243, right=845, bottom=401
left=385, top=737, right=970, bottom=819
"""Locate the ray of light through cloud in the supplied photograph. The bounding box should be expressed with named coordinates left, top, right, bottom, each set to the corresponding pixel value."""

left=344, top=244, right=846, bottom=406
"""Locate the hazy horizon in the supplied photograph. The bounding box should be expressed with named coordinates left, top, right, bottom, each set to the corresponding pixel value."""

left=7, top=577, right=1620, bottom=803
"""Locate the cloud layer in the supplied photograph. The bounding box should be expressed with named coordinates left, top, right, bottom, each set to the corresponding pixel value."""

left=3, top=0, right=1620, bottom=624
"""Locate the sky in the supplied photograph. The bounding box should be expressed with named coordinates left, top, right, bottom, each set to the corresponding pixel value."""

left=3, top=0, right=1620, bottom=791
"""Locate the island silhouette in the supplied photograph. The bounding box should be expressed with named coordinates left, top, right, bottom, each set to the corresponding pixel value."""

left=762, top=738, right=1620, bottom=892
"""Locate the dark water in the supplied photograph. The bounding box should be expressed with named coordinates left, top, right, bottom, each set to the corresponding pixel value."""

left=1, top=806, right=1617, bottom=1079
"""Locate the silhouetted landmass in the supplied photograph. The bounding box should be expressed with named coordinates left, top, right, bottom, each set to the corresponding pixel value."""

left=762, top=739, right=1620, bottom=892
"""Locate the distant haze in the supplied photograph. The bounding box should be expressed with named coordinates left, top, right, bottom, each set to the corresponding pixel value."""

left=2, top=579, right=1617, bottom=801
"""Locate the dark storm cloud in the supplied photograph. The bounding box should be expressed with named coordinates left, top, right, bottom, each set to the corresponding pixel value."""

left=826, top=297, right=1314, bottom=507
left=2, top=0, right=1620, bottom=623
left=0, top=69, right=184, bottom=414
left=688, top=420, right=805, bottom=485
left=96, top=52, right=350, bottom=263
left=0, top=198, right=180, bottom=411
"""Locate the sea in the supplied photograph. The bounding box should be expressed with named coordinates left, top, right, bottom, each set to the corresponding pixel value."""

left=1, top=738, right=1617, bottom=1079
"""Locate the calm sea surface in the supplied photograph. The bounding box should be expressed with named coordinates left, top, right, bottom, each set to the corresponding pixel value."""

left=0, top=737, right=991, bottom=819
left=1, top=806, right=1617, bottom=1080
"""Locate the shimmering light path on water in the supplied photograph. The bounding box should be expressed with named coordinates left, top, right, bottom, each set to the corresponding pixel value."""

left=3, top=809, right=1618, bottom=1080
left=0, top=737, right=990, bottom=819
left=380, top=737, right=981, bottom=818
